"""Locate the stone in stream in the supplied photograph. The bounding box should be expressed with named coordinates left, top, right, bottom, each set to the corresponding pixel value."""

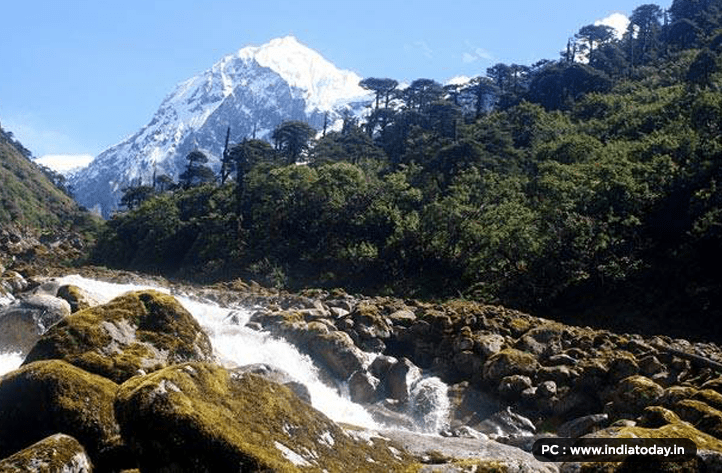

left=474, top=407, right=536, bottom=439
left=0, top=294, right=71, bottom=355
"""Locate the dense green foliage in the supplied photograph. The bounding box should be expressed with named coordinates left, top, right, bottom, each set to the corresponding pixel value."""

left=94, top=1, right=722, bottom=339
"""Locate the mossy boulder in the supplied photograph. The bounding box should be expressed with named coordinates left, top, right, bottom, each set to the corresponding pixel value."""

left=701, top=377, right=722, bottom=396
left=0, top=360, right=126, bottom=470
left=606, top=375, right=664, bottom=419
left=672, top=399, right=722, bottom=440
left=0, top=433, right=91, bottom=473
left=483, top=349, right=539, bottom=384
left=23, top=290, right=213, bottom=383
left=590, top=421, right=722, bottom=453
left=114, top=362, right=416, bottom=472
left=281, top=325, right=367, bottom=381
left=637, top=406, right=682, bottom=428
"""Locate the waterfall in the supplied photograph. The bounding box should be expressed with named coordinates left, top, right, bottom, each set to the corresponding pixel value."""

left=1, top=274, right=451, bottom=433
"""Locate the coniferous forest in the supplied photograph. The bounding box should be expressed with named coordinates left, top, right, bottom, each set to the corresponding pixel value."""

left=92, top=1, right=722, bottom=341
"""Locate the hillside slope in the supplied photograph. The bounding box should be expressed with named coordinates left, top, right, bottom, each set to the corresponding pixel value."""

left=0, top=123, right=100, bottom=265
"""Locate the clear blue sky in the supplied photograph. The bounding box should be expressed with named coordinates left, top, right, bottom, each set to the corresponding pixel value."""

left=0, top=0, right=671, bottom=160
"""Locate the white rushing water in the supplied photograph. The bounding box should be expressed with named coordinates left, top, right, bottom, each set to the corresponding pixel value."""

left=0, top=352, right=23, bottom=376
left=1, top=274, right=450, bottom=432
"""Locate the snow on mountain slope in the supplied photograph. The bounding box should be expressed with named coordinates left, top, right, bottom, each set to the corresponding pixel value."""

left=71, top=36, right=371, bottom=217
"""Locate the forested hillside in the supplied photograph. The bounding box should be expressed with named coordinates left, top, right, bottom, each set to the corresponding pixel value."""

left=0, top=124, right=94, bottom=234
left=91, top=0, right=722, bottom=341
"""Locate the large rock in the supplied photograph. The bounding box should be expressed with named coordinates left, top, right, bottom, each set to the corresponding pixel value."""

left=386, top=357, right=420, bottom=403
left=0, top=295, right=71, bottom=354
left=0, top=434, right=92, bottom=473
left=23, top=290, right=213, bottom=383
left=115, top=362, right=414, bottom=472
left=0, top=360, right=126, bottom=470
left=483, top=349, right=539, bottom=384
left=557, top=413, right=609, bottom=438
left=474, top=407, right=536, bottom=439
left=606, top=375, right=665, bottom=420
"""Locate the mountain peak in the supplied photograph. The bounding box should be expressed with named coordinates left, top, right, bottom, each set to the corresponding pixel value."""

left=70, top=37, right=372, bottom=217
left=235, top=36, right=367, bottom=110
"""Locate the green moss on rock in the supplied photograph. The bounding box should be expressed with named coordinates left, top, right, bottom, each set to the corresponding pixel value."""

left=0, top=433, right=91, bottom=472
left=22, top=290, right=213, bottom=383
left=0, top=360, right=128, bottom=470
left=56, top=284, right=92, bottom=313
left=482, top=349, right=539, bottom=383
left=115, top=362, right=416, bottom=472
left=608, top=376, right=664, bottom=418
left=672, top=399, right=722, bottom=440
left=592, top=421, right=722, bottom=452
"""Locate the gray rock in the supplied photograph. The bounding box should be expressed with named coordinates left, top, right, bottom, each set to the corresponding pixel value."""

left=537, top=380, right=557, bottom=398
left=515, top=335, right=547, bottom=356
left=366, top=403, right=417, bottom=430
left=382, top=429, right=557, bottom=473
left=499, top=375, right=533, bottom=399
left=388, top=309, right=416, bottom=326
left=557, top=413, right=609, bottom=438
left=0, top=294, right=71, bottom=354
left=475, top=407, right=536, bottom=439
left=475, top=333, right=505, bottom=356
left=348, top=370, right=379, bottom=404
left=369, top=354, right=397, bottom=379
left=537, top=365, right=574, bottom=385
left=1, top=270, right=27, bottom=293
left=638, top=354, right=666, bottom=377
left=386, top=357, right=420, bottom=403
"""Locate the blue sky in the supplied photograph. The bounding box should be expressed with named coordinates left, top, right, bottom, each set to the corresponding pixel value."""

left=0, top=0, right=671, bottom=161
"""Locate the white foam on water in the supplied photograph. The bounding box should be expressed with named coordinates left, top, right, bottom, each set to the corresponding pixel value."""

left=0, top=352, right=23, bottom=377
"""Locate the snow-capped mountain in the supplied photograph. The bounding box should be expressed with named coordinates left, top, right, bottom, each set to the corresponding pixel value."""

left=71, top=36, right=371, bottom=217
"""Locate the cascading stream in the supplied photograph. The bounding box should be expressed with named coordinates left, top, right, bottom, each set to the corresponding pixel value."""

left=0, top=274, right=450, bottom=433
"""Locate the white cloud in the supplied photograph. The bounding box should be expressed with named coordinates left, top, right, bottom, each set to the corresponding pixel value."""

left=462, top=42, right=493, bottom=64
left=35, top=154, right=95, bottom=175
left=595, top=12, right=630, bottom=40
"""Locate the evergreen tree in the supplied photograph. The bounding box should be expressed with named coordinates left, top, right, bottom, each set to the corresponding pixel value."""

left=272, top=121, right=316, bottom=164
left=179, top=150, right=215, bottom=188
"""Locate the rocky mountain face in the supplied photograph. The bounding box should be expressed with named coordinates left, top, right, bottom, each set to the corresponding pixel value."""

left=70, top=36, right=371, bottom=217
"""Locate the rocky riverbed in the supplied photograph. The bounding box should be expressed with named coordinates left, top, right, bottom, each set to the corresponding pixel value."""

left=2, top=265, right=722, bottom=471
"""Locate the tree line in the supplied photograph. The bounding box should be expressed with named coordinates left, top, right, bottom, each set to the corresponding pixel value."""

left=97, top=0, right=722, bottom=340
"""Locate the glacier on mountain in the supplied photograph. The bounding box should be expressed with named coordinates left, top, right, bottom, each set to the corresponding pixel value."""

left=70, top=36, right=371, bottom=217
